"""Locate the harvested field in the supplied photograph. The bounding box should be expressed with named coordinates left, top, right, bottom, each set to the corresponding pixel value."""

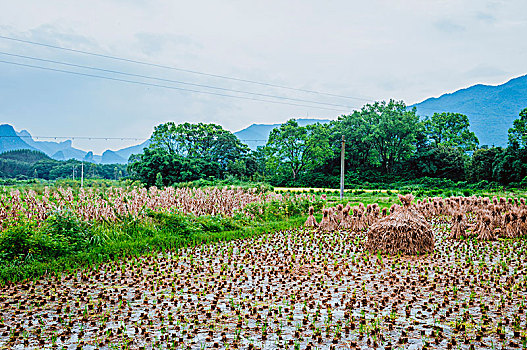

left=1, top=225, right=526, bottom=349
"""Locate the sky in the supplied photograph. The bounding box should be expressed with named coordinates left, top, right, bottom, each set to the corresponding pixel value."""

left=0, top=0, right=526, bottom=154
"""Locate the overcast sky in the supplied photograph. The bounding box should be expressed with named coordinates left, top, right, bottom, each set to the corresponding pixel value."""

left=1, top=0, right=526, bottom=153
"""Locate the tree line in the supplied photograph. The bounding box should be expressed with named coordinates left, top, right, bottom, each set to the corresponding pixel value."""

left=129, top=100, right=527, bottom=188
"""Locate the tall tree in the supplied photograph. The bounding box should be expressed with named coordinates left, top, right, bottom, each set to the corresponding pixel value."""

left=354, top=100, right=421, bottom=173
left=424, top=112, right=479, bottom=151
left=149, top=122, right=250, bottom=169
left=265, top=120, right=330, bottom=181
left=508, top=107, right=527, bottom=148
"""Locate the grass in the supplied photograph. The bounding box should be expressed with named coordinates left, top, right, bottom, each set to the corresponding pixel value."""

left=0, top=212, right=305, bottom=285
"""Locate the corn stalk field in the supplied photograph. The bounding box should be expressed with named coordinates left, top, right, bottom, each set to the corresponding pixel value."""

left=0, top=186, right=526, bottom=349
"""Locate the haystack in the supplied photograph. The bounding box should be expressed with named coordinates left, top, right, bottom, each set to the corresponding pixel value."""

left=319, top=209, right=336, bottom=231
left=365, top=194, right=434, bottom=255
left=448, top=212, right=466, bottom=240
left=476, top=215, right=495, bottom=241
left=338, top=205, right=352, bottom=230
left=335, top=204, right=344, bottom=223
left=304, top=206, right=318, bottom=228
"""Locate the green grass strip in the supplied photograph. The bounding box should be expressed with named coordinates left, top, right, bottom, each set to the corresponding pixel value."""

left=0, top=216, right=304, bottom=285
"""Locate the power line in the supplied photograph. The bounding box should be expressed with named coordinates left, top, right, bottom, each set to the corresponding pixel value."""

left=0, top=36, right=512, bottom=118
left=0, top=135, right=145, bottom=141
left=0, top=135, right=269, bottom=142
left=0, top=59, right=348, bottom=112
left=0, top=51, right=359, bottom=110
left=0, top=34, right=372, bottom=102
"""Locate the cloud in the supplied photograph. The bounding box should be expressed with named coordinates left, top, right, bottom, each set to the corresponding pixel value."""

left=433, top=19, right=467, bottom=34
left=134, top=32, right=200, bottom=56
left=475, top=12, right=496, bottom=23
left=464, top=65, right=507, bottom=79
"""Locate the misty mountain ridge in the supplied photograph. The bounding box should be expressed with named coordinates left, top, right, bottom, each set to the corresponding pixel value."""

left=412, top=74, right=527, bottom=147
left=0, top=124, right=150, bottom=164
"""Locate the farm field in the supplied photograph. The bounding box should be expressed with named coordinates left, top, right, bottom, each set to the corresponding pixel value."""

left=0, top=190, right=526, bottom=349
left=1, top=226, right=526, bottom=349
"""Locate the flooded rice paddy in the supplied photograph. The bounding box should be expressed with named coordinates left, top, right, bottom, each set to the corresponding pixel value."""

left=1, top=225, right=526, bottom=349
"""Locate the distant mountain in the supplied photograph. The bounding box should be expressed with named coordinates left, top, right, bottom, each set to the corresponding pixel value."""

left=413, top=74, right=527, bottom=147
left=114, top=140, right=150, bottom=161
left=0, top=124, right=149, bottom=164
left=4, top=73, right=526, bottom=160
left=16, top=130, right=82, bottom=157
left=0, top=124, right=37, bottom=152
left=234, top=118, right=332, bottom=150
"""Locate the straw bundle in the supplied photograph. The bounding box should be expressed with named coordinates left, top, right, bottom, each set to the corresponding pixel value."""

left=448, top=212, right=466, bottom=239
left=338, top=205, right=353, bottom=230
left=329, top=207, right=339, bottom=228
left=319, top=209, right=336, bottom=231
left=304, top=206, right=318, bottom=228
left=335, top=204, right=344, bottom=223
left=365, top=194, right=434, bottom=255
left=353, top=209, right=368, bottom=232
left=476, top=215, right=495, bottom=241
left=518, top=210, right=527, bottom=237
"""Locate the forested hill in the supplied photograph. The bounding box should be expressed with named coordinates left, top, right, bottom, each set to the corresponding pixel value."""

left=413, top=74, right=527, bottom=147
left=234, top=118, right=331, bottom=149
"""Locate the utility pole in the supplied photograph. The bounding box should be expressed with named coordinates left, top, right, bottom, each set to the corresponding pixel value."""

left=72, top=166, right=75, bottom=181
left=81, top=162, right=84, bottom=188
left=340, top=135, right=345, bottom=200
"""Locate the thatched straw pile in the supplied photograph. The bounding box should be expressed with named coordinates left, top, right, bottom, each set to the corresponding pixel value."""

left=338, top=205, right=352, bottom=229
left=365, top=194, right=434, bottom=255
left=448, top=212, right=466, bottom=239
left=476, top=215, right=495, bottom=241
left=304, top=206, right=318, bottom=228
left=319, top=209, right=336, bottom=231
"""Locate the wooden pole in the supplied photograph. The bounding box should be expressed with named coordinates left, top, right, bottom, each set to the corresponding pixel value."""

left=340, top=135, right=345, bottom=199
left=81, top=162, right=84, bottom=188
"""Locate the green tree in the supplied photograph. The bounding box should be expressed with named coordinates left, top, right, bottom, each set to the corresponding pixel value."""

left=403, top=145, right=466, bottom=181
left=155, top=172, right=164, bottom=188
left=467, top=147, right=503, bottom=183
left=265, top=120, right=330, bottom=182
left=352, top=100, right=421, bottom=173
left=149, top=122, right=250, bottom=170
left=128, top=147, right=222, bottom=186
left=508, top=107, right=527, bottom=148
left=424, top=112, right=479, bottom=151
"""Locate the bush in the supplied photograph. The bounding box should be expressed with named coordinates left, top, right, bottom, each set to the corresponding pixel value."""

left=146, top=211, right=198, bottom=237
left=0, top=222, right=34, bottom=262
left=43, top=210, right=89, bottom=253
left=0, top=211, right=91, bottom=264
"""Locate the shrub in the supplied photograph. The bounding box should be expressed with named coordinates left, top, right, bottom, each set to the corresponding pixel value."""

left=0, top=222, right=34, bottom=262
left=43, top=210, right=89, bottom=253
left=146, top=211, right=198, bottom=237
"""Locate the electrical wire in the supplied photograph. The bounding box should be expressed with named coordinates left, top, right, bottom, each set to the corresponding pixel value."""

left=0, top=36, right=513, bottom=118
left=0, top=135, right=269, bottom=142
left=0, top=51, right=360, bottom=110
left=0, top=35, right=372, bottom=102
left=0, top=59, right=348, bottom=112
